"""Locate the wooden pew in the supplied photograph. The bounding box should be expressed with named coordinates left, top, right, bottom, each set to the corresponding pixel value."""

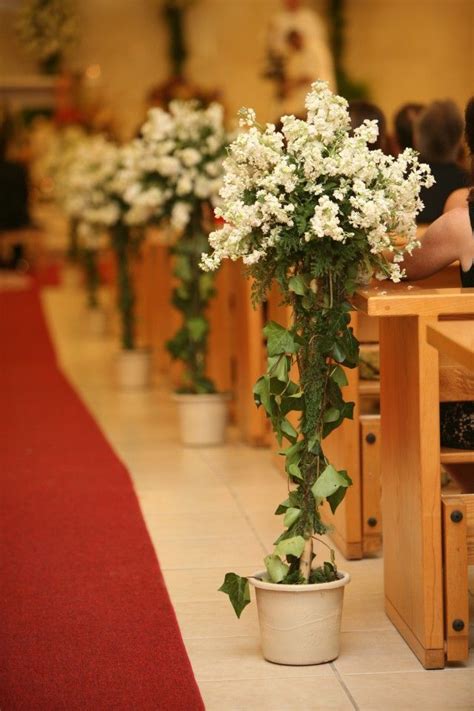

left=322, top=263, right=462, bottom=559
left=354, top=284, right=474, bottom=669
left=427, top=319, right=474, bottom=663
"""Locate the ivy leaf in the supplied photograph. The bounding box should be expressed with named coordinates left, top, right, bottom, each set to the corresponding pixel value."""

left=327, top=483, right=350, bottom=514
left=284, top=507, right=301, bottom=528
left=312, top=464, right=351, bottom=499
left=275, top=535, right=305, bottom=558
left=331, top=365, right=349, bottom=387
left=264, top=554, right=289, bottom=583
left=263, top=321, right=299, bottom=356
left=274, top=497, right=290, bottom=515
left=269, top=355, right=289, bottom=382
left=288, top=463, right=303, bottom=480
left=187, top=316, right=208, bottom=342
left=253, top=375, right=272, bottom=414
left=219, top=573, right=251, bottom=618
left=280, top=418, right=298, bottom=443
left=288, top=275, right=306, bottom=296
left=323, top=406, right=340, bottom=423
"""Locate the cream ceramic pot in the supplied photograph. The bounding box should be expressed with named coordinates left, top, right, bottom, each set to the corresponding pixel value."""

left=249, top=571, right=350, bottom=665
left=173, top=393, right=230, bottom=446
left=116, top=349, right=151, bottom=389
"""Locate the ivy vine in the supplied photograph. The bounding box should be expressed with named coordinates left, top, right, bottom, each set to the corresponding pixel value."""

left=166, top=206, right=216, bottom=393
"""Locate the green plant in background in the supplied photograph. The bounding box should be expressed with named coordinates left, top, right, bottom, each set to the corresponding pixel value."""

left=16, top=0, right=78, bottom=75
left=327, top=0, right=369, bottom=101
left=110, top=223, right=141, bottom=351
left=82, top=246, right=100, bottom=309
left=119, top=100, right=229, bottom=392
left=202, top=82, right=433, bottom=616
left=160, top=0, right=198, bottom=77
left=167, top=208, right=217, bottom=393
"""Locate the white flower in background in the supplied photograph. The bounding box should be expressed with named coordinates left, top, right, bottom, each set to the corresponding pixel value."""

left=16, top=0, right=77, bottom=63
left=55, top=134, right=130, bottom=242
left=202, top=81, right=434, bottom=282
left=116, top=100, right=229, bottom=232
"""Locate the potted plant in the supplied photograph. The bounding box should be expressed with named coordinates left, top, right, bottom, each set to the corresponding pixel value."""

left=122, top=101, right=229, bottom=443
left=202, top=81, right=433, bottom=664
left=68, top=136, right=150, bottom=387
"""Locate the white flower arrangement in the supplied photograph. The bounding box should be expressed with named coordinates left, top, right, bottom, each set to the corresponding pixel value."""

left=202, top=81, right=434, bottom=282
left=16, top=0, right=77, bottom=64
left=118, top=101, right=228, bottom=232
left=56, top=134, right=123, bottom=249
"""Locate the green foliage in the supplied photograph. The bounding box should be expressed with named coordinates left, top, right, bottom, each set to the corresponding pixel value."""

left=82, top=246, right=100, bottom=309
left=224, top=263, right=359, bottom=613
left=166, top=207, right=217, bottom=394
left=219, top=573, right=251, bottom=618
left=110, top=222, right=143, bottom=351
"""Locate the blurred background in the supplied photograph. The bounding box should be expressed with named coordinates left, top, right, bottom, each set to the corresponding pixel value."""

left=1, top=0, right=472, bottom=139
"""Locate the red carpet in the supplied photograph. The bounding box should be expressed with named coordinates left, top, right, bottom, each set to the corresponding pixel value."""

left=0, top=288, right=204, bottom=710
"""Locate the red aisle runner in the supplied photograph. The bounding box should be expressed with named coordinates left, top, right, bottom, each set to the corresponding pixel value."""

left=0, top=288, right=204, bottom=711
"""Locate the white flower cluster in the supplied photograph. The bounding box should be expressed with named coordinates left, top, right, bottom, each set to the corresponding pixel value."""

left=55, top=133, right=123, bottom=249
left=202, top=81, right=434, bottom=282
left=16, top=0, right=77, bottom=62
left=117, top=101, right=228, bottom=232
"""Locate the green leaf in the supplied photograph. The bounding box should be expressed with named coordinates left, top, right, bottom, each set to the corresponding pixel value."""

left=263, top=321, right=299, bottom=356
left=284, top=507, right=301, bottom=528
left=271, top=355, right=289, bottom=382
left=280, top=418, right=298, bottom=442
left=219, top=573, right=251, bottom=618
left=275, top=535, right=305, bottom=559
left=288, top=275, right=306, bottom=296
left=312, top=464, right=352, bottom=499
left=327, top=484, right=348, bottom=514
left=323, top=407, right=340, bottom=423
left=288, top=463, right=303, bottom=480
left=253, top=375, right=272, bottom=414
left=274, top=497, right=291, bottom=515
left=331, top=365, right=349, bottom=387
left=187, top=316, right=208, bottom=342
left=264, top=554, right=289, bottom=583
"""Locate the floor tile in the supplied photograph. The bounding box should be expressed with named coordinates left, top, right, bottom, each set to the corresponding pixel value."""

left=334, top=629, right=425, bottom=674
left=342, top=669, right=474, bottom=710
left=199, top=676, right=354, bottom=711
left=184, top=636, right=336, bottom=682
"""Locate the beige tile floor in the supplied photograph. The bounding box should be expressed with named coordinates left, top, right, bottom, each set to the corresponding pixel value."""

left=43, top=286, right=474, bottom=711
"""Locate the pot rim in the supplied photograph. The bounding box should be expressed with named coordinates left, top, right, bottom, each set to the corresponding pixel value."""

left=248, top=570, right=350, bottom=592
left=172, top=391, right=232, bottom=403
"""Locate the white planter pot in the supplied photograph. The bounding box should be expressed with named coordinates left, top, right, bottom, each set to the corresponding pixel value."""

left=116, top=349, right=151, bottom=389
left=249, top=571, right=350, bottom=665
left=173, top=393, right=230, bottom=446
left=86, top=306, right=107, bottom=337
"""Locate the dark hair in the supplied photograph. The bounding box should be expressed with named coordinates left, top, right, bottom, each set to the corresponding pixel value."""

left=393, top=103, right=425, bottom=151
left=348, top=101, right=387, bottom=152
left=415, top=100, right=464, bottom=163
left=465, top=97, right=474, bottom=202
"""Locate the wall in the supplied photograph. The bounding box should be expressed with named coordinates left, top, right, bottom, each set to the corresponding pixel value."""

left=0, top=0, right=472, bottom=137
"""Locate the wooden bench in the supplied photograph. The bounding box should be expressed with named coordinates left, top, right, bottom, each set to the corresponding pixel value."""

left=354, top=284, right=474, bottom=669
left=427, top=319, right=474, bottom=663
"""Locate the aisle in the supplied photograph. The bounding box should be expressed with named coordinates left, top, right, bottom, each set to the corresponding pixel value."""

left=0, top=286, right=204, bottom=711
left=42, top=285, right=474, bottom=710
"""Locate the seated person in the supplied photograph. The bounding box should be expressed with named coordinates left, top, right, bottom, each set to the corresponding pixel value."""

left=348, top=100, right=388, bottom=153
left=415, top=100, right=471, bottom=223
left=0, top=126, right=30, bottom=269
left=393, top=102, right=425, bottom=153
left=400, top=97, right=474, bottom=490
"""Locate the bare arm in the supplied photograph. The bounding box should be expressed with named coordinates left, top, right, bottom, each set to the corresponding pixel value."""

left=400, top=207, right=474, bottom=280
left=444, top=188, right=470, bottom=213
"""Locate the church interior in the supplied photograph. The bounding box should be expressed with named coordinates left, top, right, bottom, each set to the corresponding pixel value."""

left=0, top=1, right=473, bottom=709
